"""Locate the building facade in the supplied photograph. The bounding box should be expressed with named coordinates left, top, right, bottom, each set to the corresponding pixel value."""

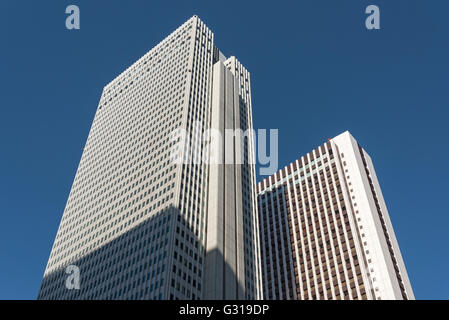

left=38, top=16, right=262, bottom=300
left=257, top=131, right=414, bottom=300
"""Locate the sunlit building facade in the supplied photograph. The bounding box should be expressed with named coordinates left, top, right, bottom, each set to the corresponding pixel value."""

left=38, top=16, right=262, bottom=300
left=257, top=131, right=414, bottom=300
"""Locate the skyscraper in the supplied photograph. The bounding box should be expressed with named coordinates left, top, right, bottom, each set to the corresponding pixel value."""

left=257, top=131, right=414, bottom=300
left=38, top=16, right=262, bottom=300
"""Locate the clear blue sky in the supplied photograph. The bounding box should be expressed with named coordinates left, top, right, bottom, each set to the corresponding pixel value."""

left=0, top=0, right=448, bottom=300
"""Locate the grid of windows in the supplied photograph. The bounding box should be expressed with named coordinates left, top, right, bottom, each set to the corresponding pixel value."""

left=259, top=144, right=368, bottom=300
left=168, top=17, right=214, bottom=299
left=39, top=17, right=196, bottom=300
left=257, top=134, right=413, bottom=300
left=38, top=16, right=262, bottom=300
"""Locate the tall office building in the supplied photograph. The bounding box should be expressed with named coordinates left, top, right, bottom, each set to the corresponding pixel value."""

left=38, top=16, right=262, bottom=300
left=257, top=131, right=414, bottom=300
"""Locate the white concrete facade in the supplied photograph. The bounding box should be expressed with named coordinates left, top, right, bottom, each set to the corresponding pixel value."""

left=204, top=59, right=262, bottom=299
left=37, top=16, right=262, bottom=300
left=331, top=131, right=414, bottom=300
left=257, top=131, right=414, bottom=300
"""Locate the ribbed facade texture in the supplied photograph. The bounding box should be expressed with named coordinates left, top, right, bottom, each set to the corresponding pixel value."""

left=257, top=131, right=414, bottom=300
left=204, top=56, right=262, bottom=299
left=38, top=16, right=262, bottom=300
